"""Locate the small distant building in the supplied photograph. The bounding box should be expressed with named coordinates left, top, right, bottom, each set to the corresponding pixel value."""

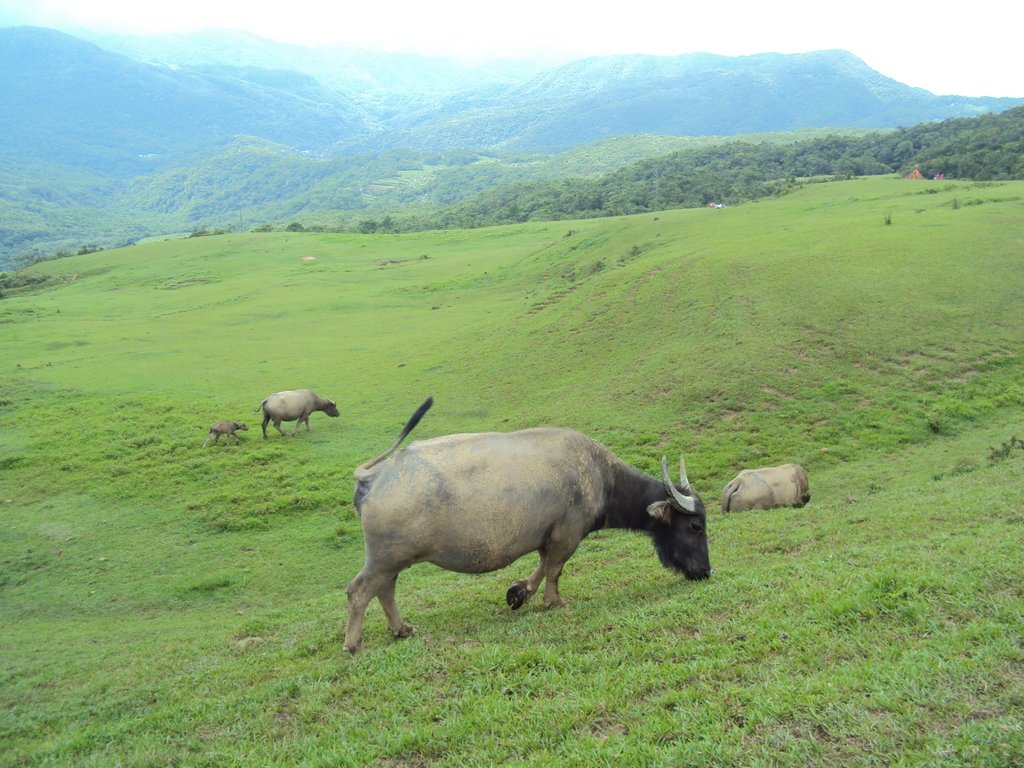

left=904, top=165, right=925, bottom=180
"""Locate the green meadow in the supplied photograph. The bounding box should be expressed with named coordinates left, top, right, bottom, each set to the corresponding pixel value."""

left=2, top=176, right=1023, bottom=766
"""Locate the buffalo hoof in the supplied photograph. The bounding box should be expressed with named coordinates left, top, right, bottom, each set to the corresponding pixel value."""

left=506, top=584, right=528, bottom=610
left=391, top=622, right=415, bottom=639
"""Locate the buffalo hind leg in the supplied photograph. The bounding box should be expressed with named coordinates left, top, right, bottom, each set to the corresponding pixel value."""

left=344, top=567, right=386, bottom=652
left=506, top=551, right=547, bottom=610
left=344, top=567, right=410, bottom=652
left=378, top=574, right=414, bottom=639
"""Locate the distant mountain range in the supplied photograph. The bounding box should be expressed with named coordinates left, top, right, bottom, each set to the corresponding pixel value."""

left=0, top=25, right=1021, bottom=267
left=3, top=25, right=1020, bottom=173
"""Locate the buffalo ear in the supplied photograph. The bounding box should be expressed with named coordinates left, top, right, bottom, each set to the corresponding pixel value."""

left=647, top=501, right=674, bottom=524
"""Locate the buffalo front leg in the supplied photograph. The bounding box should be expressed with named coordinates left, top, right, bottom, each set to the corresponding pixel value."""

left=506, top=551, right=547, bottom=610
left=542, top=559, right=568, bottom=608
left=541, top=538, right=583, bottom=608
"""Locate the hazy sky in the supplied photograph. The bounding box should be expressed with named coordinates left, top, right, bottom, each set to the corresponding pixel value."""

left=2, top=0, right=1021, bottom=97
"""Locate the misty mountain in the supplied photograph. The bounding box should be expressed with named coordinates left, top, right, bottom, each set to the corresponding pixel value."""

left=81, top=27, right=548, bottom=110
left=352, top=50, right=1020, bottom=154
left=5, top=25, right=1020, bottom=169
left=0, top=26, right=372, bottom=176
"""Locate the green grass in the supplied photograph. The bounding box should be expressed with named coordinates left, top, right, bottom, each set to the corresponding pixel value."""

left=1, top=176, right=1023, bottom=766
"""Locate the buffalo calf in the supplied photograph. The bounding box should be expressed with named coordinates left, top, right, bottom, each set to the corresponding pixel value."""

left=203, top=420, right=248, bottom=447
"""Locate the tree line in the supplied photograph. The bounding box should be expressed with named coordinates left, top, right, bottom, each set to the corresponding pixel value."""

left=362, top=106, right=1024, bottom=232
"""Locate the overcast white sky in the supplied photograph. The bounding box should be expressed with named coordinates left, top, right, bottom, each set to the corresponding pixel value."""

left=1, top=0, right=1021, bottom=97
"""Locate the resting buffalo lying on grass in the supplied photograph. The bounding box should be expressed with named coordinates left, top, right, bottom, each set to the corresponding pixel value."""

left=256, top=389, right=339, bottom=437
left=721, top=463, right=810, bottom=512
left=343, top=397, right=711, bottom=652
left=202, top=420, right=248, bottom=446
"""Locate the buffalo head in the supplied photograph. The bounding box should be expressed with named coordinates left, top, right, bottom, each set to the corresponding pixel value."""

left=647, top=456, right=711, bottom=580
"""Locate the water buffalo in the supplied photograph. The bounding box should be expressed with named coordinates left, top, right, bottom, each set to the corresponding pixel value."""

left=344, top=397, right=711, bottom=652
left=202, top=420, right=248, bottom=446
left=256, top=389, right=339, bottom=437
left=721, top=463, right=810, bottom=512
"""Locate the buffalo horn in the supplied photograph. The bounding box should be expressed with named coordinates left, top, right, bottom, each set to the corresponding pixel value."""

left=679, top=456, right=691, bottom=490
left=661, top=455, right=696, bottom=513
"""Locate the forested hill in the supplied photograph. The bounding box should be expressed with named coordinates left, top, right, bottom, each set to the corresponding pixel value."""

left=3, top=105, right=1023, bottom=270
left=364, top=105, right=1024, bottom=232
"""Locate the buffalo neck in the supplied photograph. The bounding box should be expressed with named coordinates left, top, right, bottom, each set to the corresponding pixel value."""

left=600, top=464, right=666, bottom=532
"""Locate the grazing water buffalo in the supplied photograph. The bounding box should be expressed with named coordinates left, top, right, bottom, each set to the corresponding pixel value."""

left=257, top=389, right=339, bottom=437
left=344, top=397, right=710, bottom=652
left=203, top=420, right=248, bottom=446
left=721, top=463, right=810, bottom=512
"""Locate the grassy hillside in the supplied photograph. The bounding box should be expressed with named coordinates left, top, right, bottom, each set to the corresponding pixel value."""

left=5, top=103, right=1021, bottom=269
left=0, top=133, right=741, bottom=268
left=2, top=177, right=1023, bottom=766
